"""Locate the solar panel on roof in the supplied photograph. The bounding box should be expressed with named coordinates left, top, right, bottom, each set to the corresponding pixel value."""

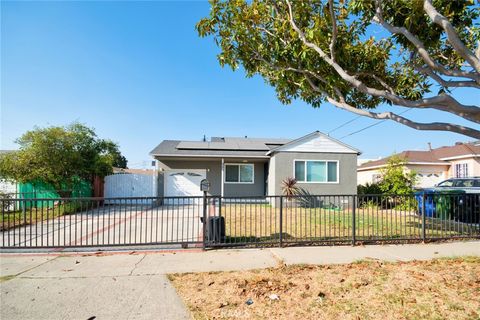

left=176, top=141, right=270, bottom=151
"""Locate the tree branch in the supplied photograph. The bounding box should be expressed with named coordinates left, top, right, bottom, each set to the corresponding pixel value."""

left=252, top=52, right=346, bottom=103
left=354, top=72, right=396, bottom=94
left=257, top=26, right=287, bottom=45
left=285, top=0, right=480, bottom=123
left=302, top=74, right=480, bottom=139
left=373, top=0, right=479, bottom=82
left=423, top=0, right=480, bottom=72
left=414, top=64, right=480, bottom=89
left=328, top=0, right=337, bottom=61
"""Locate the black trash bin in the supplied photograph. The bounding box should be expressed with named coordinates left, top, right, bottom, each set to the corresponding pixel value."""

left=207, top=216, right=225, bottom=243
left=457, top=193, right=480, bottom=224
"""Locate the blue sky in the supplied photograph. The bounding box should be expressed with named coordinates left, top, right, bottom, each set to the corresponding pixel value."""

left=1, top=1, right=479, bottom=168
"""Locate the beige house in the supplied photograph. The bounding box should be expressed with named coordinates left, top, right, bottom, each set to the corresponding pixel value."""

left=358, top=141, right=480, bottom=188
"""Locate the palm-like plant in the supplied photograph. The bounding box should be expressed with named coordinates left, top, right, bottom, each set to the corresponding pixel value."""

left=281, top=177, right=298, bottom=198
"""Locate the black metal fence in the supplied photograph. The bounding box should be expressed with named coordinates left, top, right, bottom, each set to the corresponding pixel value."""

left=1, top=193, right=479, bottom=249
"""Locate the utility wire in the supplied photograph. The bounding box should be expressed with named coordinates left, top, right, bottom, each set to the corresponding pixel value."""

left=339, top=108, right=413, bottom=139
left=327, top=115, right=362, bottom=135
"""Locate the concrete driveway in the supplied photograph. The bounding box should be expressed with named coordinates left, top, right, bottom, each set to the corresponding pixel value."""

left=1, top=204, right=203, bottom=248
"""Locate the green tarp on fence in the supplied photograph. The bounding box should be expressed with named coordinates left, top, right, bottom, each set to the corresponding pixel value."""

left=18, top=179, right=92, bottom=209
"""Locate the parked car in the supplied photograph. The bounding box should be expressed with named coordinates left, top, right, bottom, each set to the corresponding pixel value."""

left=435, top=177, right=480, bottom=192
left=416, top=177, right=480, bottom=224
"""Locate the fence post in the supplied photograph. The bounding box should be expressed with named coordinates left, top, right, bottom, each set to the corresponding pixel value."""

left=22, top=193, right=26, bottom=216
left=352, top=195, right=356, bottom=246
left=202, top=191, right=207, bottom=250
left=279, top=196, right=283, bottom=248
left=422, top=193, right=426, bottom=243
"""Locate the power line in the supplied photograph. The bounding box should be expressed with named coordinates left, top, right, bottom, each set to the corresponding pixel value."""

left=327, top=115, right=362, bottom=135
left=339, top=120, right=385, bottom=139
left=339, top=108, right=413, bottom=139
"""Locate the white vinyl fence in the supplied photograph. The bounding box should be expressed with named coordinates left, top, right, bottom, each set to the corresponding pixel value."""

left=104, top=173, right=158, bottom=204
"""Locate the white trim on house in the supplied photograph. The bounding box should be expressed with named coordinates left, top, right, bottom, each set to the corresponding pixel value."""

left=267, top=131, right=361, bottom=155
left=152, top=154, right=270, bottom=159
left=357, top=161, right=449, bottom=171
left=224, top=163, right=255, bottom=184
left=438, top=154, right=479, bottom=161
left=293, top=159, right=340, bottom=184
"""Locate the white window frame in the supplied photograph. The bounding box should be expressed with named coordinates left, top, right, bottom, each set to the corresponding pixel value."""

left=293, top=160, right=339, bottom=184
left=224, top=163, right=255, bottom=184
left=455, top=163, right=469, bottom=178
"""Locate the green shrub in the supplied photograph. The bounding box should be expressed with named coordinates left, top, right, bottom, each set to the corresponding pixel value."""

left=357, top=182, right=383, bottom=195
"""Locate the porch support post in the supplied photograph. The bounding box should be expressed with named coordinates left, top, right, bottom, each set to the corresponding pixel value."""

left=221, top=158, right=225, bottom=197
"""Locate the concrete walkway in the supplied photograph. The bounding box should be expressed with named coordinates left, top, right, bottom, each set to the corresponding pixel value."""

left=1, top=241, right=479, bottom=320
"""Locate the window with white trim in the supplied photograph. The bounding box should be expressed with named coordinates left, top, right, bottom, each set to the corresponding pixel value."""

left=455, top=163, right=469, bottom=178
left=294, top=160, right=338, bottom=183
left=225, top=164, right=254, bottom=183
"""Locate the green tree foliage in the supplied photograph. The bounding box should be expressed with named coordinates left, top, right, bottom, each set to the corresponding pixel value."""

left=379, top=155, right=417, bottom=195
left=0, top=123, right=127, bottom=194
left=197, top=0, right=480, bottom=138
left=357, top=182, right=382, bottom=195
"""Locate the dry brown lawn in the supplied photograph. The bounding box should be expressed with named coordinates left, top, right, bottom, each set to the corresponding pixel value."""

left=169, top=257, right=480, bottom=320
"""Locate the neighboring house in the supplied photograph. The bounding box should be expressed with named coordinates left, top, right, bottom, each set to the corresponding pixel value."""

left=149, top=131, right=361, bottom=198
left=357, top=141, right=480, bottom=188
left=0, top=150, right=18, bottom=194
left=0, top=179, right=17, bottom=195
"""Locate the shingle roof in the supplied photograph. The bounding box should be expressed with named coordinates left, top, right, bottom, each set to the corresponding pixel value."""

left=149, top=140, right=273, bottom=158
left=151, top=132, right=363, bottom=158
left=358, top=141, right=480, bottom=170
left=432, top=141, right=480, bottom=159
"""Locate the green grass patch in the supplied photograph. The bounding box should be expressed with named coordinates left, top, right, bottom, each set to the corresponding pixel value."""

left=1, top=200, right=91, bottom=231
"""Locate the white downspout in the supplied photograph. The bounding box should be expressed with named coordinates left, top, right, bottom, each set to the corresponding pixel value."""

left=221, top=158, right=224, bottom=197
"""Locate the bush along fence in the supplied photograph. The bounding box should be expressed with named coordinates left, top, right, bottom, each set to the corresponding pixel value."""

left=0, top=193, right=478, bottom=249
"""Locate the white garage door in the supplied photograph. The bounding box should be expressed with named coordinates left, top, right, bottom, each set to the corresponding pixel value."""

left=417, top=172, right=444, bottom=188
left=165, top=169, right=206, bottom=197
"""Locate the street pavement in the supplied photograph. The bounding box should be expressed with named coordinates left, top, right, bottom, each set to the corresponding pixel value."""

left=1, top=241, right=479, bottom=320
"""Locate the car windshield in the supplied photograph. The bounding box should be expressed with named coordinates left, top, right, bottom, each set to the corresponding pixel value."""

left=437, top=180, right=453, bottom=187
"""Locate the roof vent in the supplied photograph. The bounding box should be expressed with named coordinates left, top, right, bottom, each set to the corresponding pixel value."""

left=455, top=142, right=463, bottom=145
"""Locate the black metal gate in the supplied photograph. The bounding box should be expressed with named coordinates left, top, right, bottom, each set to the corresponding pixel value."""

left=1, top=196, right=204, bottom=249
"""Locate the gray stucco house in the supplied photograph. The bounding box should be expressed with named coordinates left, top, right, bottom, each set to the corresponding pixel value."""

left=150, top=131, right=361, bottom=198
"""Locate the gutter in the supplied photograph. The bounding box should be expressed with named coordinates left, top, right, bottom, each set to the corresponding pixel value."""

left=150, top=154, right=270, bottom=159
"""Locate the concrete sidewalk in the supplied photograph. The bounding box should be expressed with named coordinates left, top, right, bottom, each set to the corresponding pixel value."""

left=1, top=241, right=479, bottom=320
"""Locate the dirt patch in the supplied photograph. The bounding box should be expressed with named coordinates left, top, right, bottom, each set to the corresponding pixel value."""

left=0, top=275, right=16, bottom=283
left=169, top=257, right=480, bottom=320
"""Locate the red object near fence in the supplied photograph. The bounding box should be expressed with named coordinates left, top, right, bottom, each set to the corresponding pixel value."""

left=93, top=175, right=104, bottom=198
